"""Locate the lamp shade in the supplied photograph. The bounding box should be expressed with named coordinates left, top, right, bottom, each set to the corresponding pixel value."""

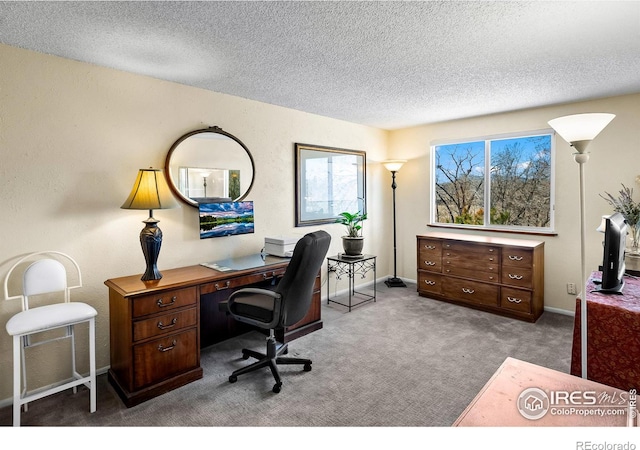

left=548, top=113, right=615, bottom=144
left=121, top=168, right=179, bottom=210
left=383, top=160, right=407, bottom=172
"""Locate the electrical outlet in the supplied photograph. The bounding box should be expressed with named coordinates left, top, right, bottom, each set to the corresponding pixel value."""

left=567, top=283, right=577, bottom=295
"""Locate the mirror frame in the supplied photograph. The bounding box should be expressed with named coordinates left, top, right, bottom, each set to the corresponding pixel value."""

left=295, top=143, right=367, bottom=227
left=164, top=126, right=256, bottom=208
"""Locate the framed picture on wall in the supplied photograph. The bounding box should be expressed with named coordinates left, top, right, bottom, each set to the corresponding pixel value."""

left=295, top=143, right=366, bottom=227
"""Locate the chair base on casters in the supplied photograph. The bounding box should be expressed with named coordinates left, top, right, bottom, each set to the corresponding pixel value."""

left=228, top=333, right=311, bottom=393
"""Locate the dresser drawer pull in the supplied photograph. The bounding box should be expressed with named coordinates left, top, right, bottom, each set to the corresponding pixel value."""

left=508, top=273, right=523, bottom=280
left=215, top=281, right=231, bottom=291
left=263, top=272, right=275, bottom=280
left=158, top=340, right=177, bottom=352
left=424, top=261, right=436, bottom=266
left=507, top=296, right=522, bottom=304
left=462, top=288, right=475, bottom=294
left=489, top=248, right=494, bottom=252
left=488, top=276, right=494, bottom=280
left=156, top=296, right=177, bottom=308
left=424, top=280, right=436, bottom=286
left=157, top=318, right=178, bottom=330
left=445, top=244, right=451, bottom=248
left=489, top=257, right=494, bottom=262
left=508, top=255, right=523, bottom=261
left=424, top=245, right=436, bottom=250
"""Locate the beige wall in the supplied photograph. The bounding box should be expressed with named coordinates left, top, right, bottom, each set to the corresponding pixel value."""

left=387, top=93, right=640, bottom=314
left=0, top=44, right=390, bottom=401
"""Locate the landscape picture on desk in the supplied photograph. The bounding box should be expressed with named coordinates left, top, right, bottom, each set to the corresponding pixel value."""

left=199, top=201, right=254, bottom=239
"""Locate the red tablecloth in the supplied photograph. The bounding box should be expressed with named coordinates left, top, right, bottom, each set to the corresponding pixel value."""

left=571, top=272, right=640, bottom=390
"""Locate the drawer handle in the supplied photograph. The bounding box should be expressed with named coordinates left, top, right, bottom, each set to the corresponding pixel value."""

left=157, top=318, right=178, bottom=330
left=445, top=252, right=451, bottom=256
left=489, top=276, right=494, bottom=280
left=462, top=288, right=475, bottom=294
left=425, top=245, right=436, bottom=250
left=507, top=296, right=522, bottom=304
left=215, top=281, right=231, bottom=291
left=445, top=244, right=451, bottom=248
left=156, top=296, right=177, bottom=308
left=263, top=272, right=274, bottom=280
left=424, top=280, right=436, bottom=286
left=508, top=255, right=523, bottom=261
left=508, top=273, right=523, bottom=280
left=489, top=249, right=494, bottom=253
left=158, top=339, right=177, bottom=352
left=489, top=257, right=494, bottom=262
left=424, top=261, right=436, bottom=266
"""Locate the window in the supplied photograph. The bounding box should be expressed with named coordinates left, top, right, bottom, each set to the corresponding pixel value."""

left=431, top=131, right=554, bottom=232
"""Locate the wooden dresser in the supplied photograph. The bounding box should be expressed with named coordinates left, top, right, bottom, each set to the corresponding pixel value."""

left=105, top=255, right=322, bottom=407
left=417, top=232, right=544, bottom=322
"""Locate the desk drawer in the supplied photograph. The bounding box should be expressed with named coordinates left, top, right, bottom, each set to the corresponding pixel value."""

left=132, top=287, right=197, bottom=318
left=200, top=267, right=288, bottom=295
left=133, top=328, right=198, bottom=390
left=133, top=307, right=197, bottom=342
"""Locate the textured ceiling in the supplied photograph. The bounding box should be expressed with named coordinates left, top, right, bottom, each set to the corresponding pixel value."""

left=1, top=1, right=639, bottom=130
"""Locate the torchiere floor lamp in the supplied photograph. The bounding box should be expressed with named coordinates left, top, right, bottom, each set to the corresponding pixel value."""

left=548, top=113, right=615, bottom=379
left=383, top=160, right=407, bottom=288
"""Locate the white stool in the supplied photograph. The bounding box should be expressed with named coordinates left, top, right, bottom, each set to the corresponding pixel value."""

left=4, top=251, right=97, bottom=426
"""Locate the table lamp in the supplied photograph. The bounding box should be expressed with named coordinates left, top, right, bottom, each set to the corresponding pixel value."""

left=121, top=168, right=178, bottom=281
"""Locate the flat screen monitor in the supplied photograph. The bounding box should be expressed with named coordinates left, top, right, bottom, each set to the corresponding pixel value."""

left=199, top=201, right=254, bottom=239
left=597, top=212, right=627, bottom=294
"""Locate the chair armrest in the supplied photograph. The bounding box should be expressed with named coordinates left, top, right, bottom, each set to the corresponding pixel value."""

left=227, top=288, right=283, bottom=329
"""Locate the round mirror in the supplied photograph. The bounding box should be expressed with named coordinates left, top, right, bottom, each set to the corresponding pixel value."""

left=165, top=126, right=255, bottom=207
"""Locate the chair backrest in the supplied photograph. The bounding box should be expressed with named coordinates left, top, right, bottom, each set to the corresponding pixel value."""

left=4, top=251, right=82, bottom=311
left=275, top=230, right=331, bottom=327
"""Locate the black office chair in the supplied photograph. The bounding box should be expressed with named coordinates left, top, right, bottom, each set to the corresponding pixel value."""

left=225, top=230, right=331, bottom=393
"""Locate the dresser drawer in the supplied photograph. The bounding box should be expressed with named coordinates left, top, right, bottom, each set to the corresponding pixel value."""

left=501, top=267, right=533, bottom=288
left=502, top=247, right=533, bottom=268
left=133, top=328, right=198, bottom=390
left=443, top=266, right=499, bottom=283
left=501, top=287, right=532, bottom=313
left=443, top=241, right=500, bottom=257
left=132, top=287, right=197, bottom=318
left=419, top=239, right=442, bottom=271
left=133, top=307, right=197, bottom=342
left=443, top=250, right=499, bottom=269
left=443, top=279, right=499, bottom=307
left=418, top=272, right=443, bottom=295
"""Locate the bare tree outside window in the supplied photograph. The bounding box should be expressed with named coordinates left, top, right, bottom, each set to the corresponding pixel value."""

left=433, top=133, right=553, bottom=231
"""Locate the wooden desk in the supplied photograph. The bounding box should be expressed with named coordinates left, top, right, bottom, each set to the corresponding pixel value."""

left=105, top=255, right=322, bottom=407
left=571, top=272, right=640, bottom=391
left=454, top=357, right=634, bottom=426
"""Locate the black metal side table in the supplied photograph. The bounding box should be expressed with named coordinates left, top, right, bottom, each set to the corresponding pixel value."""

left=327, top=254, right=376, bottom=311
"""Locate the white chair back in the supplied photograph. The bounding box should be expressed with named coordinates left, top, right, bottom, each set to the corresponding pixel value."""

left=4, top=251, right=82, bottom=311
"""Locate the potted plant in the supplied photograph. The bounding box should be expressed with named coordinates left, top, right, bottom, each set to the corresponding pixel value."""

left=337, top=211, right=367, bottom=256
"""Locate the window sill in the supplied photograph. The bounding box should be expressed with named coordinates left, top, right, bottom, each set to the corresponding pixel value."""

left=427, top=223, right=558, bottom=237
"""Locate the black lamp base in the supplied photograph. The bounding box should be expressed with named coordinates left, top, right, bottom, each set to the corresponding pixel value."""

left=385, top=277, right=406, bottom=288
left=140, top=220, right=163, bottom=281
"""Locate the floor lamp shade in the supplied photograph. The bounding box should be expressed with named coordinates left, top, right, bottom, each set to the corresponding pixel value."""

left=548, top=113, right=615, bottom=379
left=383, top=159, right=407, bottom=288
left=121, top=168, right=178, bottom=281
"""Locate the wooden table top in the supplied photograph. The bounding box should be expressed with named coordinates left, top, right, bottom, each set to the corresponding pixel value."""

left=454, top=357, right=635, bottom=427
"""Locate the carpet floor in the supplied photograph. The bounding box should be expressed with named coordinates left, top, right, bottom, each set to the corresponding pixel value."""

left=0, top=281, right=574, bottom=427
